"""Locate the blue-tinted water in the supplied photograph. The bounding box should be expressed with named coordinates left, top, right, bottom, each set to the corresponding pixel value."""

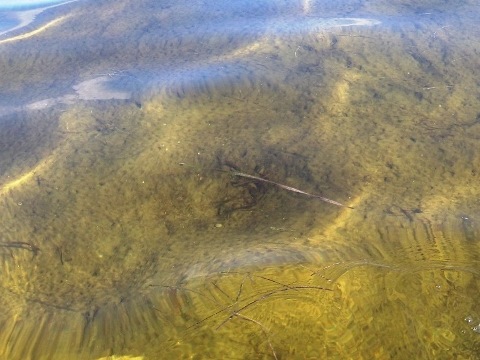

left=0, top=13, right=17, bottom=33
left=0, top=0, right=75, bottom=10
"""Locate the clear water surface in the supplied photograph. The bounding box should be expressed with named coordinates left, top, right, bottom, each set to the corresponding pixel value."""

left=0, top=0, right=479, bottom=359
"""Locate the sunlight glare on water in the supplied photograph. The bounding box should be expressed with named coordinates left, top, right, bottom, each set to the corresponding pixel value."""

left=0, top=0, right=75, bottom=10
left=0, top=0, right=480, bottom=359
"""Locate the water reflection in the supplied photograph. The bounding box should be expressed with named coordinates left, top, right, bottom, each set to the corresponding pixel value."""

left=0, top=0, right=77, bottom=37
left=0, top=0, right=76, bottom=10
left=0, top=0, right=480, bottom=359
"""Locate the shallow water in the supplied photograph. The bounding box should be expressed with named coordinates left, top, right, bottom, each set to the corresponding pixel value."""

left=1, top=0, right=480, bottom=359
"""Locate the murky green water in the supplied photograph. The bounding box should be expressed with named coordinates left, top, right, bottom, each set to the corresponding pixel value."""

left=1, top=0, right=480, bottom=359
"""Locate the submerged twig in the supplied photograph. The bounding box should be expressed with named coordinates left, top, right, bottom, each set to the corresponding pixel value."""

left=0, top=241, right=40, bottom=256
left=230, top=171, right=354, bottom=209
left=235, top=313, right=278, bottom=360
left=171, top=272, right=333, bottom=359
left=179, top=162, right=354, bottom=209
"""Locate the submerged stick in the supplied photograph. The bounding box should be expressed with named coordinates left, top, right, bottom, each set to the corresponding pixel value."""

left=230, top=171, right=354, bottom=209
left=179, top=163, right=354, bottom=209
left=235, top=313, right=278, bottom=360
left=0, top=241, right=40, bottom=255
left=172, top=272, right=333, bottom=359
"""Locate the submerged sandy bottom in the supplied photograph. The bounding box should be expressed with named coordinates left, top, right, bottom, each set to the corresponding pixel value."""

left=0, top=0, right=480, bottom=358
